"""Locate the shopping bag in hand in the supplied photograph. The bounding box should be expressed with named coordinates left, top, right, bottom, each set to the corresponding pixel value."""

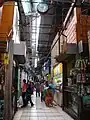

left=17, top=96, right=23, bottom=107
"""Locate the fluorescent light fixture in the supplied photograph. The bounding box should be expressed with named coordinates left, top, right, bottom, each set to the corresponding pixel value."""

left=34, top=15, right=41, bottom=67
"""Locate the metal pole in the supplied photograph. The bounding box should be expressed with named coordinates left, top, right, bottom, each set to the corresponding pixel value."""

left=4, top=40, right=14, bottom=120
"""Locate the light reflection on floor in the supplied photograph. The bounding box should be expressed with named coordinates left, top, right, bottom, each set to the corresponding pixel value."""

left=13, top=93, right=74, bottom=120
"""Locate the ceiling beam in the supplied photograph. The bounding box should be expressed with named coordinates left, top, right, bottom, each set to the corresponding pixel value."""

left=30, top=32, right=54, bottom=34
left=26, top=0, right=74, bottom=4
left=38, top=44, right=51, bottom=46
left=38, top=52, right=49, bottom=54
left=38, top=40, right=53, bottom=43
left=20, top=24, right=62, bottom=28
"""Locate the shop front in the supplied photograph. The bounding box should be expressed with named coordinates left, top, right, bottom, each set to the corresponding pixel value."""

left=53, top=63, right=63, bottom=106
left=63, top=58, right=90, bottom=120
left=62, top=5, right=90, bottom=120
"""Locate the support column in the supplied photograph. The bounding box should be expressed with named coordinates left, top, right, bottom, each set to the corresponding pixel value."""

left=62, top=62, right=67, bottom=110
left=14, top=66, right=18, bottom=113
left=4, top=40, right=13, bottom=120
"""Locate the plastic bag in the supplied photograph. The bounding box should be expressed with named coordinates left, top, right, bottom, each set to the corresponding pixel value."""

left=17, top=96, right=23, bottom=107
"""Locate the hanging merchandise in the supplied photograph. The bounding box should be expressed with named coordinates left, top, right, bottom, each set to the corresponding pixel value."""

left=74, top=58, right=88, bottom=83
left=75, top=59, right=86, bottom=71
left=82, top=73, right=86, bottom=83
left=77, top=73, right=81, bottom=83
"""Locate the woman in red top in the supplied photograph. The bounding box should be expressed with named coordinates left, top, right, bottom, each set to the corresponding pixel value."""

left=22, top=79, right=27, bottom=107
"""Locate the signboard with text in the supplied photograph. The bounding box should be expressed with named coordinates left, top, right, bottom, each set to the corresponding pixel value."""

left=53, top=63, right=63, bottom=85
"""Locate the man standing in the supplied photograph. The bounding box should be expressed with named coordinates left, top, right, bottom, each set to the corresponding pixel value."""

left=35, top=82, right=40, bottom=97
left=40, top=82, right=45, bottom=102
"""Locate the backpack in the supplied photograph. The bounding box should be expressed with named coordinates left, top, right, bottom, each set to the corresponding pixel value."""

left=26, top=85, right=33, bottom=95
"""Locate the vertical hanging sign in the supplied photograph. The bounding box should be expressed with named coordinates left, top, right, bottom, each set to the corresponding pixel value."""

left=0, top=6, right=3, bottom=23
left=4, top=53, right=9, bottom=65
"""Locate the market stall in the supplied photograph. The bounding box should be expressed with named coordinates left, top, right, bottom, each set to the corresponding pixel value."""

left=63, top=58, right=90, bottom=120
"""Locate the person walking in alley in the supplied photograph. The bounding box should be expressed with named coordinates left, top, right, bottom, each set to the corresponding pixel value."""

left=35, top=81, right=40, bottom=97
left=22, top=79, right=27, bottom=107
left=40, top=82, right=45, bottom=102
left=45, top=86, right=53, bottom=107
left=26, top=81, right=34, bottom=107
left=49, top=80, right=56, bottom=106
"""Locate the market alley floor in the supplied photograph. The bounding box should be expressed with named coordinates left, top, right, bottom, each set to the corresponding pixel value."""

left=13, top=94, right=74, bottom=120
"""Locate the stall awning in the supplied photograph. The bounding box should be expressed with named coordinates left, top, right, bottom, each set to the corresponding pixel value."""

left=0, top=1, right=15, bottom=41
left=54, top=54, right=75, bottom=63
left=54, top=43, right=77, bottom=62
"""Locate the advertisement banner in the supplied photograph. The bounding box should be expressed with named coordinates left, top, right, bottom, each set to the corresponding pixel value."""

left=53, top=63, right=63, bottom=85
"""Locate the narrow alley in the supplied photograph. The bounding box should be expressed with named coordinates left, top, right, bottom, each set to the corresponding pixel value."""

left=1, top=1, right=90, bottom=120
left=13, top=93, right=73, bottom=120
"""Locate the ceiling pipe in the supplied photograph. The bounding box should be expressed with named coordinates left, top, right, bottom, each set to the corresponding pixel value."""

left=41, top=0, right=77, bottom=62
left=20, top=0, right=74, bottom=4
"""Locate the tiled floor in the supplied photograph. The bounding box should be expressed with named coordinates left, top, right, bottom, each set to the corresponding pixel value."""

left=13, top=94, right=74, bottom=120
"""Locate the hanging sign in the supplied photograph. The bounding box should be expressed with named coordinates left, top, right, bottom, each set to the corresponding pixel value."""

left=3, top=53, right=9, bottom=65
left=53, top=63, right=63, bottom=76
